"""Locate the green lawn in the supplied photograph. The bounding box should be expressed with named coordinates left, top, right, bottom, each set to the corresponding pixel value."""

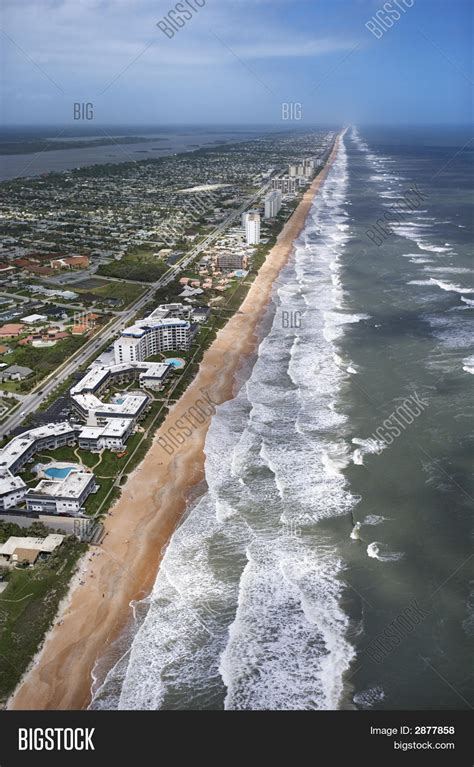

left=87, top=477, right=116, bottom=516
left=36, top=445, right=101, bottom=471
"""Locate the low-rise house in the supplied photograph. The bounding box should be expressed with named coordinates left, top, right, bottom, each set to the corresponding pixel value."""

left=50, top=255, right=89, bottom=270
left=71, top=324, right=90, bottom=335
left=192, top=307, right=211, bottom=323
left=0, top=534, right=64, bottom=564
left=0, top=324, right=24, bottom=338
left=0, top=365, right=33, bottom=382
left=21, top=314, right=48, bottom=324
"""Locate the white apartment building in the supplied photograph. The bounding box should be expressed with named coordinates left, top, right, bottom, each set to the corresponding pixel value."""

left=264, top=190, right=282, bottom=219
left=0, top=423, right=76, bottom=510
left=113, top=305, right=192, bottom=365
left=242, top=209, right=260, bottom=231
left=245, top=212, right=261, bottom=245
left=271, top=177, right=298, bottom=194
left=289, top=163, right=304, bottom=177
left=25, top=471, right=96, bottom=515
left=70, top=360, right=175, bottom=422
left=0, top=471, right=27, bottom=511
left=77, top=418, right=134, bottom=452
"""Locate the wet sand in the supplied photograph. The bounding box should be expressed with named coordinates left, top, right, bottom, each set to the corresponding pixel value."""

left=10, top=137, right=340, bottom=710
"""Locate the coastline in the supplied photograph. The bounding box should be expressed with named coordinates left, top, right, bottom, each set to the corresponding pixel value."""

left=9, top=135, right=340, bottom=711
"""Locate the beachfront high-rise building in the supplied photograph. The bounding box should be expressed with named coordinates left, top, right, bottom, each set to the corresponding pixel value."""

left=264, top=190, right=282, bottom=219
left=242, top=209, right=260, bottom=231
left=289, top=159, right=315, bottom=179
left=114, top=304, right=192, bottom=365
left=271, top=177, right=298, bottom=194
left=302, top=158, right=315, bottom=177
left=289, top=163, right=304, bottom=177
left=245, top=212, right=261, bottom=245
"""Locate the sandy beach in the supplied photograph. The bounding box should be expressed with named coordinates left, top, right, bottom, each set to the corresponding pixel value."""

left=10, top=136, right=340, bottom=711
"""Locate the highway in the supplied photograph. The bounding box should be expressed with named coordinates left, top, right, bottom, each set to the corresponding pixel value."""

left=0, top=174, right=279, bottom=438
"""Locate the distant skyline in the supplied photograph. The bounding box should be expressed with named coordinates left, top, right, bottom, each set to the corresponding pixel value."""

left=1, top=0, right=472, bottom=126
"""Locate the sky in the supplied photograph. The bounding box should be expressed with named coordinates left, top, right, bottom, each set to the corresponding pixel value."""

left=1, top=0, right=472, bottom=126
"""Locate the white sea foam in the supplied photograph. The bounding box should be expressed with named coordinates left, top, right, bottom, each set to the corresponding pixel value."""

left=409, top=278, right=474, bottom=295
left=352, top=437, right=386, bottom=465
left=354, top=686, right=386, bottom=709
left=367, top=542, right=403, bottom=562
left=428, top=278, right=474, bottom=294
left=426, top=267, right=472, bottom=274
left=462, top=356, right=474, bottom=375
left=363, top=514, right=388, bottom=526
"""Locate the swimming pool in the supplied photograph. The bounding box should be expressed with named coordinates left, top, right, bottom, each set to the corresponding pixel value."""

left=165, top=358, right=185, bottom=369
left=44, top=466, right=75, bottom=479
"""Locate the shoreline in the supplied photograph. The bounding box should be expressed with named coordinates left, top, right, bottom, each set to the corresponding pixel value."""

left=9, top=135, right=340, bottom=711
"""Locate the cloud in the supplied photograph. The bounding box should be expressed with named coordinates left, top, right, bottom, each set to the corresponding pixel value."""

left=227, top=38, right=359, bottom=60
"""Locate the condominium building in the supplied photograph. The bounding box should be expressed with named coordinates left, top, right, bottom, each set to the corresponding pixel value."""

left=0, top=422, right=76, bottom=477
left=77, top=418, right=134, bottom=452
left=302, top=158, right=315, bottom=177
left=25, top=471, right=97, bottom=515
left=70, top=360, right=174, bottom=422
left=289, top=159, right=315, bottom=179
left=264, top=190, right=282, bottom=219
left=71, top=390, right=149, bottom=423
left=245, top=212, right=261, bottom=245
left=271, top=177, right=298, bottom=194
left=217, top=253, right=248, bottom=271
left=289, top=163, right=304, bottom=177
left=113, top=304, right=192, bottom=365
left=242, top=209, right=260, bottom=231
left=0, top=472, right=27, bottom=511
left=0, top=422, right=77, bottom=510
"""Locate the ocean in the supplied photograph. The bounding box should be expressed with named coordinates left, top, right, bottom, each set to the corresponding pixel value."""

left=91, top=125, right=474, bottom=710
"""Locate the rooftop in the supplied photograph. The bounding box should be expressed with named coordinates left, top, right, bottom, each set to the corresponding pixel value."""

left=0, top=534, right=64, bottom=557
left=71, top=361, right=172, bottom=396
left=0, top=422, right=75, bottom=474
left=79, top=417, right=133, bottom=440
left=28, top=472, right=93, bottom=499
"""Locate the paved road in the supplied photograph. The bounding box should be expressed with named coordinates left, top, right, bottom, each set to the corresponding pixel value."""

left=0, top=174, right=280, bottom=438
